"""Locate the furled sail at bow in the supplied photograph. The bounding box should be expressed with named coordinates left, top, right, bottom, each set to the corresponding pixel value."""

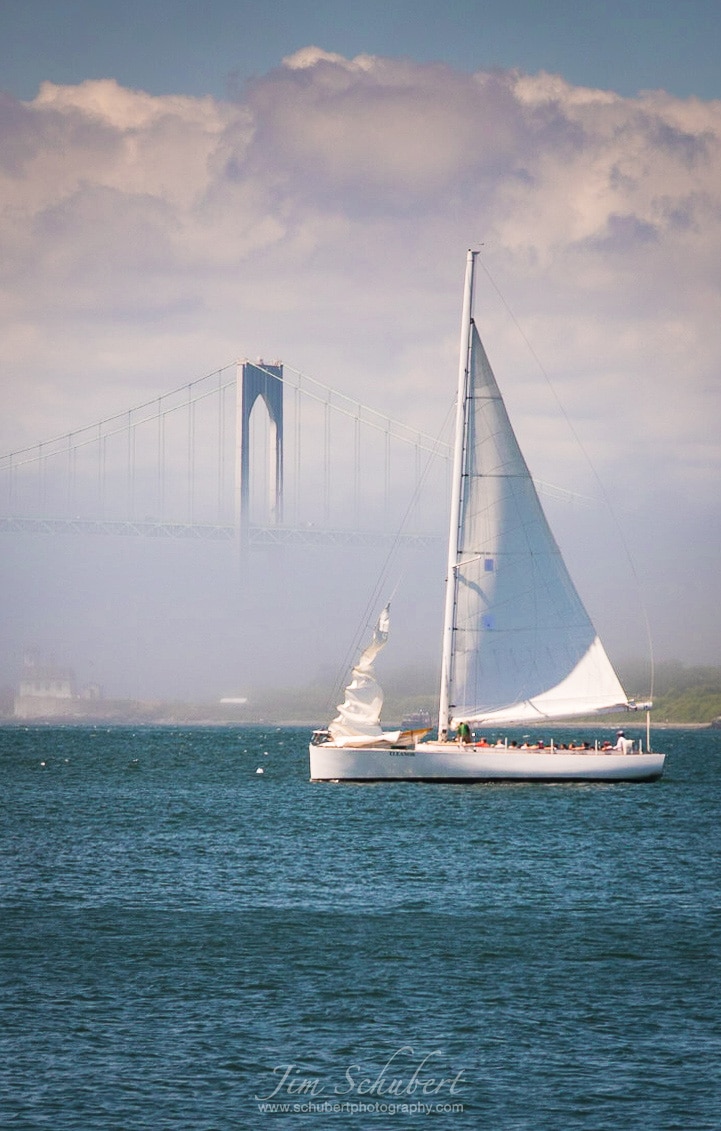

left=447, top=324, right=630, bottom=727
left=329, top=605, right=402, bottom=747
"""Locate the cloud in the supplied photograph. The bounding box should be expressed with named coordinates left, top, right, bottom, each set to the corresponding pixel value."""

left=1, top=52, right=720, bottom=676
left=1, top=57, right=719, bottom=471
left=235, top=49, right=530, bottom=210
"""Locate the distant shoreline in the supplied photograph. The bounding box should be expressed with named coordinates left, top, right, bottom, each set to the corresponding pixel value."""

left=0, top=714, right=715, bottom=731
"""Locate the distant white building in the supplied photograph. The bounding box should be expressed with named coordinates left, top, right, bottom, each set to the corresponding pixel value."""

left=13, top=653, right=99, bottom=719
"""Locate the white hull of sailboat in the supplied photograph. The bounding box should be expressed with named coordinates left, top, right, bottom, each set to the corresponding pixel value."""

left=309, top=742, right=665, bottom=782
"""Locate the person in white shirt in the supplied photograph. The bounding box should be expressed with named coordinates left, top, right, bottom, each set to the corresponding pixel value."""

left=615, top=729, right=633, bottom=754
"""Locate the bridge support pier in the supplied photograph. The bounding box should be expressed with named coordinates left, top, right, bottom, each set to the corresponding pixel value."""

left=235, top=360, right=284, bottom=546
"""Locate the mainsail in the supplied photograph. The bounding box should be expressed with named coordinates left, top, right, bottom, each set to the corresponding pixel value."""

left=445, top=312, right=630, bottom=727
left=329, top=605, right=401, bottom=747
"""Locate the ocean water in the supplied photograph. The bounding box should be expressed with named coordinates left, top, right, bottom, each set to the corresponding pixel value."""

left=1, top=725, right=719, bottom=1130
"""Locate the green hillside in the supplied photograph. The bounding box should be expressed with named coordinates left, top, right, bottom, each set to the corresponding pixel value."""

left=252, top=661, right=721, bottom=727
left=623, top=661, right=721, bottom=725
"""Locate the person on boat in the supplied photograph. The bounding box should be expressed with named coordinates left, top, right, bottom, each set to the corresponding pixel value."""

left=615, top=729, right=633, bottom=754
left=457, top=721, right=472, bottom=745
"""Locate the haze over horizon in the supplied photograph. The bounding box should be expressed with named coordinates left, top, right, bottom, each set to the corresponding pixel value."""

left=1, top=1, right=720, bottom=701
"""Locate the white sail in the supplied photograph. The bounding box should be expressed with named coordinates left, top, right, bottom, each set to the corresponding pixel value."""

left=329, top=605, right=402, bottom=746
left=446, top=319, right=630, bottom=727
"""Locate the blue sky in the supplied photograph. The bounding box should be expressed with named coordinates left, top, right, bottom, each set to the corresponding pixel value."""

left=2, top=0, right=721, bottom=102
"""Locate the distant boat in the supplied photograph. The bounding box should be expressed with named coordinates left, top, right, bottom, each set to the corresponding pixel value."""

left=310, top=251, right=665, bottom=782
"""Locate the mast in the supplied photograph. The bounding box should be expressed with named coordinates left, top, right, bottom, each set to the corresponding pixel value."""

left=438, top=249, right=477, bottom=737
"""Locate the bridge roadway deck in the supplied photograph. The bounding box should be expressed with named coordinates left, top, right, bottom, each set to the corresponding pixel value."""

left=0, top=516, right=439, bottom=548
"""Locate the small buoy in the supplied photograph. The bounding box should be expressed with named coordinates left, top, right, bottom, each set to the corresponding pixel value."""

left=40, top=761, right=46, bottom=767
left=256, top=767, right=264, bottom=774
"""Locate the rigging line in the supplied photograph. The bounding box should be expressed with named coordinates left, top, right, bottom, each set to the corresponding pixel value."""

left=325, top=399, right=456, bottom=718
left=477, top=251, right=656, bottom=701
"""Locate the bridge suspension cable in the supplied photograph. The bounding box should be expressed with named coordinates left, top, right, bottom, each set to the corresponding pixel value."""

left=0, top=358, right=453, bottom=542
left=0, top=354, right=586, bottom=543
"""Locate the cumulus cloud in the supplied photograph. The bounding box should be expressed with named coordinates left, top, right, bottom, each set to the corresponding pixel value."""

left=1, top=50, right=720, bottom=668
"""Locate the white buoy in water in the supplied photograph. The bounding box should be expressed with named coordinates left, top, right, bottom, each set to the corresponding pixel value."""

left=256, top=767, right=264, bottom=774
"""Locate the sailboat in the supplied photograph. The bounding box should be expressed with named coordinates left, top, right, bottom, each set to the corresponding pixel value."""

left=309, top=251, right=665, bottom=782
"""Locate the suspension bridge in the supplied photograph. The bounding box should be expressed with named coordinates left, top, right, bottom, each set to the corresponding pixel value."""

left=0, top=355, right=599, bottom=709
left=0, top=361, right=452, bottom=549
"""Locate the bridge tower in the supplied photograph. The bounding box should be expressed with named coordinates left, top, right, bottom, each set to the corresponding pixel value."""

left=235, top=359, right=283, bottom=540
